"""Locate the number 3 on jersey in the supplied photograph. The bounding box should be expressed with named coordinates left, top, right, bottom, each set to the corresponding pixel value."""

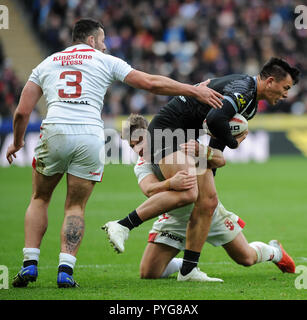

left=58, top=71, right=82, bottom=98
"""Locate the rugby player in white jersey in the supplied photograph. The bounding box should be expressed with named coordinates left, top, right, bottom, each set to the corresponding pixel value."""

left=6, top=18, right=224, bottom=288
left=104, top=59, right=299, bottom=281
left=124, top=114, right=296, bottom=281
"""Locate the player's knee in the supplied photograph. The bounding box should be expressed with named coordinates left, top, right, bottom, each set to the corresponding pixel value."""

left=198, top=193, right=218, bottom=217
left=140, top=268, right=161, bottom=279
left=32, top=190, right=52, bottom=203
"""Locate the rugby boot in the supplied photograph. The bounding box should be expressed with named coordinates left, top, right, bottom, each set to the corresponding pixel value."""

left=269, top=240, right=295, bottom=273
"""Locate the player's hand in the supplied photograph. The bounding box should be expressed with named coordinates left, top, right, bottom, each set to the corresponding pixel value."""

left=6, top=142, right=24, bottom=164
left=180, top=139, right=204, bottom=158
left=169, top=170, right=197, bottom=191
left=235, top=130, right=248, bottom=147
left=196, top=79, right=224, bottom=109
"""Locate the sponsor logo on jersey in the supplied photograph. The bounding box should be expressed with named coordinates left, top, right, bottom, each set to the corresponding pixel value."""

left=62, top=100, right=90, bottom=105
left=233, top=92, right=247, bottom=109
left=53, top=52, right=93, bottom=66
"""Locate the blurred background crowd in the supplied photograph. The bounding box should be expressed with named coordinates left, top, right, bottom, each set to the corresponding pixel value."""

left=0, top=40, right=23, bottom=119
left=1, top=0, right=307, bottom=120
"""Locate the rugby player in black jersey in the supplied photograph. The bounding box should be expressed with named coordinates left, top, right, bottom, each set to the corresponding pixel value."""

left=103, top=57, right=300, bottom=281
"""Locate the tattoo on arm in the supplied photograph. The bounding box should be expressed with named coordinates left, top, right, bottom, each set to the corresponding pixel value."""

left=64, top=215, right=85, bottom=254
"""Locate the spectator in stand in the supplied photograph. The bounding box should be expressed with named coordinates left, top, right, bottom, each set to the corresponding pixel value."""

left=21, top=0, right=306, bottom=116
left=0, top=59, right=23, bottom=118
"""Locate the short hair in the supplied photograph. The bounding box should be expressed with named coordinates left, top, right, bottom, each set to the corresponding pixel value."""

left=72, top=18, right=104, bottom=43
left=122, top=114, right=148, bottom=141
left=260, top=57, right=300, bottom=85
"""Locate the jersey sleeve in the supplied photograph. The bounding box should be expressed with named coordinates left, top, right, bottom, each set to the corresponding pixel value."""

left=222, top=76, right=256, bottom=113
left=205, top=99, right=238, bottom=149
left=134, top=157, right=154, bottom=184
left=28, top=64, right=42, bottom=87
left=109, top=55, right=134, bottom=82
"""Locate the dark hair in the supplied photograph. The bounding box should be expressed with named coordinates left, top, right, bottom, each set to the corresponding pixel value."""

left=72, top=18, right=104, bottom=43
left=122, top=114, right=148, bottom=141
left=260, top=57, right=300, bottom=85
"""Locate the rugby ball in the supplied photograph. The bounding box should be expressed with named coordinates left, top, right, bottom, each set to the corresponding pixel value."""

left=203, top=113, right=248, bottom=136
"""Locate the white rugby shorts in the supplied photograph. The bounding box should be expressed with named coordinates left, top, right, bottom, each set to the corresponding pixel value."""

left=32, top=123, right=105, bottom=182
left=148, top=202, right=245, bottom=250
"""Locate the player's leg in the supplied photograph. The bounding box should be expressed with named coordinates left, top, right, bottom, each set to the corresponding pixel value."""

left=140, top=242, right=180, bottom=279
left=140, top=232, right=222, bottom=280
left=222, top=232, right=295, bottom=272
left=61, top=174, right=95, bottom=255
left=13, top=169, right=63, bottom=287
left=132, top=150, right=198, bottom=221
left=57, top=174, right=95, bottom=288
left=178, top=169, right=218, bottom=280
left=103, top=150, right=198, bottom=253
left=25, top=169, right=63, bottom=248
left=57, top=129, right=103, bottom=287
left=222, top=232, right=258, bottom=266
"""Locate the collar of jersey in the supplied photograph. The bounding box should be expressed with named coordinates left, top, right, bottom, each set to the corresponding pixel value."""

left=63, top=43, right=95, bottom=51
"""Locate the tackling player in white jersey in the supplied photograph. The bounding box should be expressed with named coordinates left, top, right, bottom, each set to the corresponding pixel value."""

left=125, top=114, right=296, bottom=281
left=6, top=18, right=223, bottom=288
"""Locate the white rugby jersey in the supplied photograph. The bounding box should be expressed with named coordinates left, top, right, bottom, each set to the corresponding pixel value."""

left=29, top=44, right=133, bottom=127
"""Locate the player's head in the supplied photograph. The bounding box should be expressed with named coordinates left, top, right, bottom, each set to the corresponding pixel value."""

left=72, top=18, right=106, bottom=52
left=122, top=114, right=149, bottom=158
left=258, top=57, right=300, bottom=105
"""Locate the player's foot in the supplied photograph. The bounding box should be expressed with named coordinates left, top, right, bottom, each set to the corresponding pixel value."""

left=102, top=220, right=129, bottom=253
left=269, top=240, right=295, bottom=273
left=57, top=272, right=79, bottom=288
left=177, top=267, right=224, bottom=282
left=12, top=265, right=38, bottom=288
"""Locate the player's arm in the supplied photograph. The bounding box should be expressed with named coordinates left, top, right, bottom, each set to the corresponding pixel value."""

left=6, top=81, right=43, bottom=164
left=209, top=137, right=226, bottom=152
left=139, top=171, right=197, bottom=198
left=180, top=140, right=226, bottom=169
left=208, top=137, right=226, bottom=176
left=124, top=70, right=224, bottom=109
left=205, top=99, right=239, bottom=149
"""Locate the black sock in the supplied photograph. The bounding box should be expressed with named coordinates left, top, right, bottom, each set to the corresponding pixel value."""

left=23, top=260, right=38, bottom=268
left=58, top=264, right=73, bottom=276
left=180, top=250, right=200, bottom=276
left=118, top=210, right=143, bottom=230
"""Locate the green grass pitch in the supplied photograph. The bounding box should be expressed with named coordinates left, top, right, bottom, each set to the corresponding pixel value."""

left=0, top=156, right=306, bottom=300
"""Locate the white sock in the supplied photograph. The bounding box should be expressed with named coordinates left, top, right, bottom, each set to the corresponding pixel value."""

left=23, top=248, right=40, bottom=263
left=59, top=252, right=77, bottom=269
left=161, top=258, right=183, bottom=278
left=249, top=241, right=281, bottom=263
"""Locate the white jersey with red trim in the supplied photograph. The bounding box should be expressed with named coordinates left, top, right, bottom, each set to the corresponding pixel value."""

left=134, top=156, right=246, bottom=248
left=29, top=44, right=133, bottom=128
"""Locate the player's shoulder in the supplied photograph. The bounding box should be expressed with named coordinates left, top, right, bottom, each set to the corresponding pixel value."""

left=134, top=157, right=155, bottom=183
left=94, top=51, right=124, bottom=64
left=222, top=74, right=257, bottom=111
left=134, top=157, right=148, bottom=171
left=223, top=74, right=256, bottom=95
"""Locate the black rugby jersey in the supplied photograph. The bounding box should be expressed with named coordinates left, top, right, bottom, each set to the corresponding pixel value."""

left=149, top=74, right=258, bottom=148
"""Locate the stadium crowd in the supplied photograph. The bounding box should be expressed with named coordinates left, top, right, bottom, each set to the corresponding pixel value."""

left=0, top=41, right=24, bottom=119
left=1, top=0, right=307, bottom=120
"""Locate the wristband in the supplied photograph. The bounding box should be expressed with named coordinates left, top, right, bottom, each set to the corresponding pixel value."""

left=206, top=146, right=214, bottom=161
left=164, top=179, right=171, bottom=190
